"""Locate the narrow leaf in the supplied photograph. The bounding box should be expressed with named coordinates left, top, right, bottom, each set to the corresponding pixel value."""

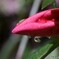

left=41, top=0, right=55, bottom=9
left=22, top=36, right=59, bottom=59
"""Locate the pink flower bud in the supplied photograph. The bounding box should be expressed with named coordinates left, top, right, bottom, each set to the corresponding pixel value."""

left=12, top=8, right=59, bottom=37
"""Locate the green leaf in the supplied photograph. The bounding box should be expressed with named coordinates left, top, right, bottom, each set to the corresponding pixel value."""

left=28, top=43, right=53, bottom=59
left=52, top=1, right=57, bottom=8
left=22, top=36, right=59, bottom=59
left=41, top=36, right=59, bottom=59
left=41, top=0, right=55, bottom=9
left=22, top=44, right=32, bottom=59
left=22, top=39, right=52, bottom=59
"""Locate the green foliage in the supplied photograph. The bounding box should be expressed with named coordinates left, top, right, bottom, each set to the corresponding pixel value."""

left=22, top=36, right=59, bottom=59
left=28, top=44, right=53, bottom=59
left=41, top=0, right=56, bottom=9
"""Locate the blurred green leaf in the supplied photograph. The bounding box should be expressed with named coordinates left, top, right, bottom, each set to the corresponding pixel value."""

left=22, top=36, right=59, bottom=59
left=28, top=43, right=53, bottom=59
left=52, top=1, right=57, bottom=8
left=22, top=43, right=32, bottom=59
left=41, top=0, right=55, bottom=9
left=18, top=0, right=34, bottom=19
left=22, top=40, right=51, bottom=59
left=41, top=36, right=59, bottom=59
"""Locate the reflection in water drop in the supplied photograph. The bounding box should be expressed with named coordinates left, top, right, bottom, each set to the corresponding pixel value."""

left=34, top=36, right=41, bottom=43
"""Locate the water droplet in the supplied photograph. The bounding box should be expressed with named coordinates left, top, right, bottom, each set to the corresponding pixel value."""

left=34, top=36, right=41, bottom=43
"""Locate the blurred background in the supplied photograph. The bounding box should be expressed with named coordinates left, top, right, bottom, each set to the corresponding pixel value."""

left=0, top=0, right=59, bottom=59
